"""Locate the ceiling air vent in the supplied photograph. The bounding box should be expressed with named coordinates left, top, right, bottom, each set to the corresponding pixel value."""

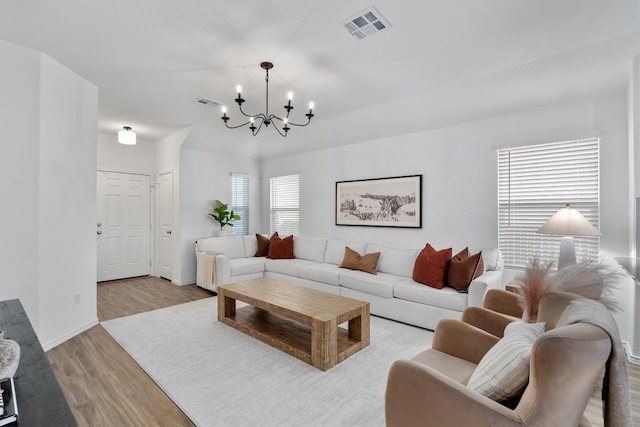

left=341, top=6, right=390, bottom=40
left=195, top=97, right=221, bottom=108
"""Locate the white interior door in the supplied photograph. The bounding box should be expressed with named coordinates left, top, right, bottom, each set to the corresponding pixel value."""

left=157, top=171, right=173, bottom=280
left=97, top=171, right=151, bottom=282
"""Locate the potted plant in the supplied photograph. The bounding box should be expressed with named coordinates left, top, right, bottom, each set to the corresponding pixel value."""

left=208, top=200, right=241, bottom=236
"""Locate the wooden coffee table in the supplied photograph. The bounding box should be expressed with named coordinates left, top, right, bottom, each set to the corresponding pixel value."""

left=217, top=278, right=370, bottom=371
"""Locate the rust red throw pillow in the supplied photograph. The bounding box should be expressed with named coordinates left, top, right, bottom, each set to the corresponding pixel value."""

left=447, top=247, right=485, bottom=292
left=267, top=234, right=295, bottom=259
left=255, top=232, right=278, bottom=257
left=413, top=243, right=452, bottom=289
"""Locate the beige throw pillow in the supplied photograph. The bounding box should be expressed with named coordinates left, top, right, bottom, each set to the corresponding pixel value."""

left=467, top=321, right=546, bottom=401
left=339, top=247, right=380, bottom=275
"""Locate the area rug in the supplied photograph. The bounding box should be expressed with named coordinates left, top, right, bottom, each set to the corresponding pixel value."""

left=101, top=297, right=433, bottom=427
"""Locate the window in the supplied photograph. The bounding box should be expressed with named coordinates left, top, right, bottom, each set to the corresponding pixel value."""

left=231, top=173, right=249, bottom=236
left=498, top=138, right=599, bottom=268
left=270, top=174, right=300, bottom=235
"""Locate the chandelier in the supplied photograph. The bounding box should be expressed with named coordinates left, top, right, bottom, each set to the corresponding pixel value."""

left=221, top=62, right=314, bottom=137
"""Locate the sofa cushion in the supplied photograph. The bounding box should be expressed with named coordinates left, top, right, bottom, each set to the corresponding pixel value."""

left=339, top=270, right=405, bottom=299
left=293, top=236, right=327, bottom=263
left=467, top=321, right=546, bottom=401
left=470, top=247, right=504, bottom=271
left=413, top=244, right=452, bottom=289
left=447, top=248, right=485, bottom=292
left=265, top=258, right=317, bottom=277
left=267, top=234, right=294, bottom=259
left=242, top=235, right=258, bottom=258
left=325, top=240, right=367, bottom=265
left=298, top=263, right=342, bottom=286
left=366, top=243, right=418, bottom=277
left=230, top=257, right=266, bottom=277
left=339, top=247, right=380, bottom=275
left=197, top=236, right=245, bottom=259
left=394, top=279, right=468, bottom=312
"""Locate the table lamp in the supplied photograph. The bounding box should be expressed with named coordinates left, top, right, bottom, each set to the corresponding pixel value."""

left=536, top=204, right=601, bottom=270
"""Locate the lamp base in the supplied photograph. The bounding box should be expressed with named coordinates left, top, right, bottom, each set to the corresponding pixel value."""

left=558, top=236, right=577, bottom=270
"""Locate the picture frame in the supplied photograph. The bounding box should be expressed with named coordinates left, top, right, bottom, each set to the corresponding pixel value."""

left=336, top=175, right=422, bottom=228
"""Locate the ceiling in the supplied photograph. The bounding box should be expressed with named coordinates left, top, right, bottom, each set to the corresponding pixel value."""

left=0, top=0, right=638, bottom=158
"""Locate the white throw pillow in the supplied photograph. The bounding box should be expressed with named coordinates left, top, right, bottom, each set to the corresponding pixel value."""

left=467, top=321, right=546, bottom=401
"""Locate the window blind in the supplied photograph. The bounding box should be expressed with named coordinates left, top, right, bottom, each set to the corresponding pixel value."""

left=231, top=173, right=249, bottom=236
left=497, top=138, right=600, bottom=269
left=270, top=174, right=300, bottom=235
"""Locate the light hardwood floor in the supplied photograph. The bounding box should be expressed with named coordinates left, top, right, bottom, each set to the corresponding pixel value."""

left=47, top=277, right=212, bottom=426
left=46, top=276, right=639, bottom=426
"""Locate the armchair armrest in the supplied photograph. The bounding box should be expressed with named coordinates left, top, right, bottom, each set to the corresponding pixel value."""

left=386, top=359, right=522, bottom=427
left=461, top=306, right=519, bottom=338
left=432, top=319, right=499, bottom=364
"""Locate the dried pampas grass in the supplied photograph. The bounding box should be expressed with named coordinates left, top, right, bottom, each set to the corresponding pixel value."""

left=515, top=258, right=623, bottom=322
left=550, top=260, right=623, bottom=312
left=514, top=258, right=553, bottom=322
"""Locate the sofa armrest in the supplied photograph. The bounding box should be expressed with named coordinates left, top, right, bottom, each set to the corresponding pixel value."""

left=386, top=359, right=521, bottom=427
left=461, top=306, right=519, bottom=338
left=432, top=319, right=500, bottom=365
left=467, top=269, right=505, bottom=307
left=195, top=248, right=231, bottom=291
left=214, top=254, right=231, bottom=288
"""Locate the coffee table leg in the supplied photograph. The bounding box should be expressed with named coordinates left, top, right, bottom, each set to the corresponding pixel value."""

left=217, top=289, right=236, bottom=321
left=348, top=305, right=370, bottom=346
left=311, top=318, right=337, bottom=371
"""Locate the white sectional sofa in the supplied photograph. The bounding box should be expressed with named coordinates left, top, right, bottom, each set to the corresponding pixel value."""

left=195, top=235, right=505, bottom=330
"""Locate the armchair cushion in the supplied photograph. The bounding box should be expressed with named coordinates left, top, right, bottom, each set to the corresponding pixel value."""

left=467, top=321, right=546, bottom=401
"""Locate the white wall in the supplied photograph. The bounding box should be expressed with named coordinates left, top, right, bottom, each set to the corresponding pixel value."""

left=262, top=93, right=630, bottom=256
left=97, top=132, right=156, bottom=174
left=155, top=127, right=191, bottom=283
left=0, top=40, right=41, bottom=331
left=178, top=125, right=261, bottom=285
left=0, top=40, right=98, bottom=349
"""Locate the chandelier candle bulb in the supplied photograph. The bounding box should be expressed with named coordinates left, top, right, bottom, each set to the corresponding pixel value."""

left=287, top=91, right=293, bottom=100
left=236, top=85, right=242, bottom=97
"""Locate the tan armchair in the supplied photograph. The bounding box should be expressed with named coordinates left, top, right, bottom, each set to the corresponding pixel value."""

left=385, top=291, right=613, bottom=427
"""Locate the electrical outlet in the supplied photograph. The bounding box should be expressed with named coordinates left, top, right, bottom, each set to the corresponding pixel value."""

left=74, top=294, right=80, bottom=305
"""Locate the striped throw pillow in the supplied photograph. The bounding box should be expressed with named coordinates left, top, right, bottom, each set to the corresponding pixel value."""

left=467, top=321, right=546, bottom=401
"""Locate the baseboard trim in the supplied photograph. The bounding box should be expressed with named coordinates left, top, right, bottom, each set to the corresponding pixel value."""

left=172, top=279, right=195, bottom=286
left=622, top=341, right=640, bottom=365
left=43, top=318, right=99, bottom=352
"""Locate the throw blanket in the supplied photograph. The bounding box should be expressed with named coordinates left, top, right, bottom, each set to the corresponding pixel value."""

left=561, top=299, right=631, bottom=427
left=202, top=251, right=219, bottom=288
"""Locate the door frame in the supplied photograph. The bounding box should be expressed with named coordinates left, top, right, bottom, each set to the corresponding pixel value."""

left=155, top=169, right=174, bottom=280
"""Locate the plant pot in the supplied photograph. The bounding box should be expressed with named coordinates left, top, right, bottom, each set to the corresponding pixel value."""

left=216, top=229, right=232, bottom=237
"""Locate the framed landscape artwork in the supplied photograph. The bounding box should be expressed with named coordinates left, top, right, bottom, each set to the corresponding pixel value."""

left=336, top=175, right=422, bottom=228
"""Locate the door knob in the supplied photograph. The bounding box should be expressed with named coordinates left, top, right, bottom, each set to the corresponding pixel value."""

left=97, top=222, right=102, bottom=227
left=97, top=230, right=102, bottom=235
left=167, top=230, right=172, bottom=235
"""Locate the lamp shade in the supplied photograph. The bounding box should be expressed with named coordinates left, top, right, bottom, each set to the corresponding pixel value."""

left=118, top=126, right=136, bottom=145
left=536, top=204, right=600, bottom=236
